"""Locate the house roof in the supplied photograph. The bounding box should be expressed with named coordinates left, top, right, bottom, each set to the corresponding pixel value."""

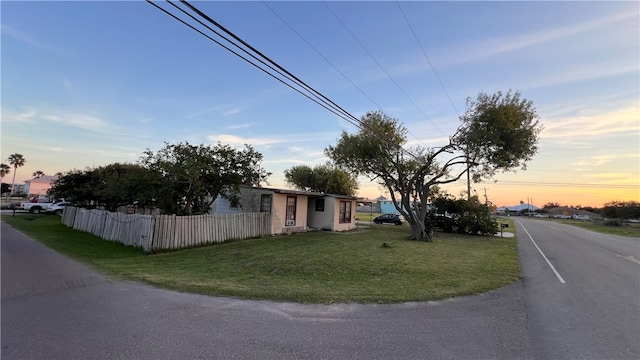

left=25, top=175, right=58, bottom=184
left=496, top=203, right=540, bottom=212
left=240, top=185, right=362, bottom=200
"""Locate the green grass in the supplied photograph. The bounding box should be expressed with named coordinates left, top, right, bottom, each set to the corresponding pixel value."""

left=2, top=213, right=521, bottom=304
left=553, top=219, right=640, bottom=237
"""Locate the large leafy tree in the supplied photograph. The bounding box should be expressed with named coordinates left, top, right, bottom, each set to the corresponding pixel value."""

left=601, top=201, right=640, bottom=219
left=7, top=153, right=25, bottom=200
left=284, top=163, right=358, bottom=196
left=140, top=141, right=270, bottom=215
left=49, top=164, right=161, bottom=211
left=326, top=90, right=542, bottom=241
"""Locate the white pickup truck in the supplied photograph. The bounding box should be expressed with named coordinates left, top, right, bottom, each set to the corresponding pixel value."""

left=19, top=201, right=57, bottom=214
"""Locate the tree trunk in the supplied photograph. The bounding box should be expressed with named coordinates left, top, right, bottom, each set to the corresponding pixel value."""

left=409, top=220, right=433, bottom=242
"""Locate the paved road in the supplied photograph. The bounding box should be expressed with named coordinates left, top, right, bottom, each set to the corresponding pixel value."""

left=515, top=218, right=640, bottom=360
left=1, top=221, right=532, bottom=360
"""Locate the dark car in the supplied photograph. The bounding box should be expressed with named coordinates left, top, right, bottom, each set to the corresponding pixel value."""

left=373, top=213, right=404, bottom=225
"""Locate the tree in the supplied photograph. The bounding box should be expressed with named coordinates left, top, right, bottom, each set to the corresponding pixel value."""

left=284, top=163, right=358, bottom=196
left=0, top=163, right=10, bottom=182
left=32, top=170, right=45, bottom=178
left=601, top=201, right=640, bottom=219
left=428, top=194, right=496, bottom=235
left=49, top=168, right=97, bottom=205
left=326, top=90, right=542, bottom=241
left=543, top=202, right=560, bottom=209
left=49, top=164, right=163, bottom=211
left=140, top=141, right=270, bottom=215
left=7, top=153, right=26, bottom=200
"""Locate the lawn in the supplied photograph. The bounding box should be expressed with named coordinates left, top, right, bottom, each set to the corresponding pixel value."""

left=2, top=214, right=521, bottom=304
left=553, top=218, right=640, bottom=237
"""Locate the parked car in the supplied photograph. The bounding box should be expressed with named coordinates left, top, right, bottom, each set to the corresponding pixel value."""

left=44, top=202, right=72, bottom=215
left=373, top=213, right=404, bottom=225
left=19, top=201, right=56, bottom=214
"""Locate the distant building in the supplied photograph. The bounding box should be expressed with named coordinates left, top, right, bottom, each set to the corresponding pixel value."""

left=496, top=203, right=539, bottom=215
left=24, top=175, right=58, bottom=199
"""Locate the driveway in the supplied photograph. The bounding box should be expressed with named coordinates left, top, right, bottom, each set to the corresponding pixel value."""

left=1, top=221, right=533, bottom=360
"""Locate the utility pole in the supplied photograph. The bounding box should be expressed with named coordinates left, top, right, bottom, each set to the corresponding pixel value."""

left=483, top=187, right=489, bottom=205
left=466, top=150, right=471, bottom=201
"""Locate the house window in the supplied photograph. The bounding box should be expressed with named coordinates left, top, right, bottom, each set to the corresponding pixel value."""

left=260, top=194, right=272, bottom=212
left=286, top=196, right=296, bottom=226
left=230, top=197, right=240, bottom=209
left=339, top=201, right=352, bottom=223
left=315, top=198, right=325, bottom=212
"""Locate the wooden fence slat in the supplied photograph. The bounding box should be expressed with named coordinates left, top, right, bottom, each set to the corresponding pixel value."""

left=60, top=207, right=272, bottom=253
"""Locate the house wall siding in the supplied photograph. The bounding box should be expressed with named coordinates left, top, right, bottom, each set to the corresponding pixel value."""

left=272, top=193, right=308, bottom=234
left=307, top=197, right=334, bottom=231
left=332, top=198, right=357, bottom=232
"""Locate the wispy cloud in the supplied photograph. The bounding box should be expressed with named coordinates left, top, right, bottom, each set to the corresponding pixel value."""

left=208, top=132, right=338, bottom=147
left=576, top=153, right=640, bottom=167
left=542, top=106, right=639, bottom=140
left=186, top=105, right=244, bottom=119
left=227, top=123, right=253, bottom=130
left=2, top=107, right=115, bottom=133
left=437, top=11, right=636, bottom=68
left=1, top=24, right=61, bottom=52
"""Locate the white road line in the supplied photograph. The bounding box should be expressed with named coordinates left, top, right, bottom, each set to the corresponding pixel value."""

left=622, top=255, right=640, bottom=265
left=516, top=220, right=566, bottom=284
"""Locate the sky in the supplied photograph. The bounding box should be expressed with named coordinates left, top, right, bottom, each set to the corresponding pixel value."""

left=1, top=1, right=638, bottom=208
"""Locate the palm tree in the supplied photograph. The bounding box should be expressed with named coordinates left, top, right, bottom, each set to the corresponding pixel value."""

left=0, top=163, right=10, bottom=183
left=32, top=170, right=45, bottom=178
left=7, top=153, right=26, bottom=200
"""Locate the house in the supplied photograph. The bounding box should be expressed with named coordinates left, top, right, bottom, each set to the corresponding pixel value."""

left=24, top=175, right=58, bottom=200
left=379, top=197, right=420, bottom=214
left=496, top=203, right=539, bottom=215
left=212, top=185, right=361, bottom=234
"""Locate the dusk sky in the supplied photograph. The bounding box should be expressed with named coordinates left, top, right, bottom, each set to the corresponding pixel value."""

left=2, top=1, right=638, bottom=208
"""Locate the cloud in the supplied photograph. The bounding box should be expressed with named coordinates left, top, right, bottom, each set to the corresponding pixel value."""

left=440, top=10, right=636, bottom=67
left=185, top=105, right=243, bottom=119
left=527, top=62, right=638, bottom=89
left=227, top=123, right=253, bottom=130
left=2, top=107, right=115, bottom=133
left=1, top=24, right=61, bottom=52
left=542, top=106, right=639, bottom=140
left=208, top=132, right=338, bottom=147
left=576, top=153, right=640, bottom=167
left=1, top=108, right=37, bottom=123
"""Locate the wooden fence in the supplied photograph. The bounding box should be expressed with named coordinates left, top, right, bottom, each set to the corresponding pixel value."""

left=61, top=207, right=272, bottom=253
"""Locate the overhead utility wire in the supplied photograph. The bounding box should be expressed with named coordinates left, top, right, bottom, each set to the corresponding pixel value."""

left=177, top=0, right=412, bottom=155
left=148, top=0, right=421, bottom=160
left=265, top=1, right=438, bottom=152
left=483, top=180, right=639, bottom=189
left=146, top=0, right=418, bottom=158
left=261, top=1, right=390, bottom=120
left=323, top=1, right=447, bottom=138
left=147, top=0, right=359, bottom=130
left=396, top=2, right=461, bottom=118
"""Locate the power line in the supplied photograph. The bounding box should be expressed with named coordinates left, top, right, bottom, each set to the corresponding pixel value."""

left=395, top=1, right=461, bottom=118
left=323, top=1, right=447, bottom=138
left=481, top=180, right=639, bottom=189
left=148, top=0, right=420, bottom=160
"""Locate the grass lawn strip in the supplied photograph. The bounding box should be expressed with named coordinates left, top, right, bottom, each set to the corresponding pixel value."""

left=2, top=214, right=520, bottom=304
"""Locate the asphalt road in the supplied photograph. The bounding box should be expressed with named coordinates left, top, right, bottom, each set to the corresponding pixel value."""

left=2, top=218, right=639, bottom=359
left=515, top=218, right=640, bottom=360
